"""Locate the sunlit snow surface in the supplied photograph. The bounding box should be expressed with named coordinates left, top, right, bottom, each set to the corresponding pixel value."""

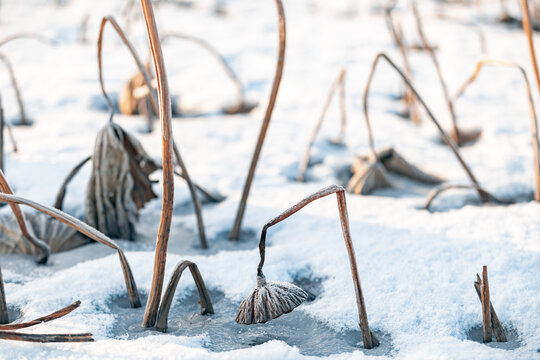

left=0, top=0, right=539, bottom=359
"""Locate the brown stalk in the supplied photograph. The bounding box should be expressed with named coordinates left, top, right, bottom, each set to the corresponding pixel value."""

left=0, top=170, right=50, bottom=263
left=412, top=2, right=477, bottom=146
left=363, top=53, right=490, bottom=203
left=474, top=274, right=507, bottom=342
left=230, top=0, right=286, bottom=240
left=297, top=68, right=347, bottom=182
left=161, top=32, right=254, bottom=114
left=0, top=301, right=81, bottom=331
left=0, top=192, right=141, bottom=308
left=257, top=185, right=379, bottom=349
left=424, top=184, right=500, bottom=210
left=0, top=53, right=29, bottom=126
left=521, top=0, right=540, bottom=96
left=0, top=331, right=93, bottom=343
left=155, top=260, right=214, bottom=332
left=452, top=59, right=540, bottom=202
left=481, top=266, right=492, bottom=343
left=54, top=156, right=91, bottom=210
left=141, top=0, right=176, bottom=328
left=0, top=33, right=56, bottom=48
left=0, top=96, right=3, bottom=172
left=98, top=16, right=207, bottom=248
left=386, top=8, right=420, bottom=124
left=0, top=266, right=7, bottom=324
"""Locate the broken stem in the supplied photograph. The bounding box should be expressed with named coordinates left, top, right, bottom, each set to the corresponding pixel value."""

left=0, top=301, right=81, bottom=331
left=0, top=331, right=93, bottom=343
left=424, top=184, right=500, bottom=210
left=54, top=156, right=91, bottom=210
left=474, top=274, right=507, bottom=342
left=0, top=192, right=141, bottom=308
left=257, top=185, right=379, bottom=349
left=363, top=53, right=489, bottom=202
left=0, top=53, right=28, bottom=126
left=141, top=0, right=175, bottom=328
left=230, top=0, right=286, bottom=240
left=155, top=260, right=214, bottom=332
left=481, top=266, right=492, bottom=343
left=297, top=68, right=347, bottom=182
left=0, top=170, right=50, bottom=263
left=452, top=59, right=540, bottom=202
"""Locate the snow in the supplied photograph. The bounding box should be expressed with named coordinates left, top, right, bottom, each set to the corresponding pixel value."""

left=0, top=0, right=539, bottom=359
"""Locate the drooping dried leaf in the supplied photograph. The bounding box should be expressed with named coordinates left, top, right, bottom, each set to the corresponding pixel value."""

left=346, top=159, right=392, bottom=195
left=236, top=275, right=308, bottom=325
left=377, top=147, right=444, bottom=184
left=86, top=122, right=157, bottom=240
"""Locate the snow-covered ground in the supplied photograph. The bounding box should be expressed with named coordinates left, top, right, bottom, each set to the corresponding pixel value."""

left=0, top=0, right=539, bottom=359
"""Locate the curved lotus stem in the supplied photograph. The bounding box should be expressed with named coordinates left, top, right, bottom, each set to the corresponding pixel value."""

left=0, top=301, right=80, bottom=331
left=97, top=16, right=158, bottom=123
left=155, top=260, right=214, bottom=332
left=54, top=156, right=91, bottom=210
left=452, top=59, right=540, bottom=202
left=363, top=53, right=490, bottom=203
left=230, top=0, right=286, bottom=240
left=98, top=15, right=207, bottom=249
left=161, top=32, right=250, bottom=114
left=0, top=331, right=93, bottom=343
left=0, top=266, right=6, bottom=324
left=141, top=0, right=176, bottom=328
left=0, top=53, right=29, bottom=126
left=0, top=170, right=50, bottom=263
left=424, top=184, right=501, bottom=210
left=412, top=2, right=470, bottom=145
left=0, top=192, right=141, bottom=308
left=297, top=68, right=347, bottom=182
left=385, top=8, right=420, bottom=124
left=520, top=0, right=540, bottom=93
left=256, top=185, right=378, bottom=349
left=0, top=33, right=57, bottom=48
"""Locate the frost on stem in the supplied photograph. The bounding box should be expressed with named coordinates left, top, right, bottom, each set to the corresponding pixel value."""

left=236, top=185, right=379, bottom=349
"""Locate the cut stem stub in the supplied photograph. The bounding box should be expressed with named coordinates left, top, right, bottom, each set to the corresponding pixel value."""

left=237, top=185, right=379, bottom=349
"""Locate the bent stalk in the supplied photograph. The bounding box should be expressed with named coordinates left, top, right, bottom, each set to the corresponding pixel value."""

left=0, top=192, right=141, bottom=308
left=0, top=266, right=7, bottom=324
left=452, top=59, right=540, bottom=201
left=54, top=156, right=91, bottom=210
left=0, top=53, right=29, bottom=126
left=230, top=0, right=286, bottom=240
left=155, top=260, right=213, bottom=332
left=363, top=53, right=490, bottom=203
left=0, top=301, right=81, bottom=331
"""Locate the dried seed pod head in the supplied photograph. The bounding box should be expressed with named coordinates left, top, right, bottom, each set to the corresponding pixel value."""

left=236, top=274, right=308, bottom=325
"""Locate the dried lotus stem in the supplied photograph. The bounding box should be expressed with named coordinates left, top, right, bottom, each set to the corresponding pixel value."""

left=155, top=260, right=214, bottom=332
left=363, top=53, right=490, bottom=203
left=141, top=0, right=176, bottom=327
left=0, top=266, right=7, bottom=324
left=0, top=170, right=50, bottom=263
left=520, top=0, right=540, bottom=95
left=4, top=122, right=17, bottom=153
left=54, top=156, right=91, bottom=210
left=386, top=8, right=420, bottom=124
left=0, top=301, right=81, bottom=331
left=0, top=98, right=3, bottom=172
left=0, top=331, right=93, bottom=343
left=0, top=53, right=29, bottom=126
left=412, top=2, right=465, bottom=144
left=0, top=33, right=56, bottom=48
left=0, top=192, right=141, bottom=308
left=481, top=266, right=492, bottom=343
left=255, top=185, right=378, bottom=349
left=474, top=274, right=507, bottom=342
left=161, top=32, right=253, bottom=114
left=452, top=59, right=540, bottom=202
left=98, top=15, right=207, bottom=248
left=297, top=68, right=347, bottom=182
left=230, top=0, right=286, bottom=240
left=424, top=184, right=500, bottom=210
